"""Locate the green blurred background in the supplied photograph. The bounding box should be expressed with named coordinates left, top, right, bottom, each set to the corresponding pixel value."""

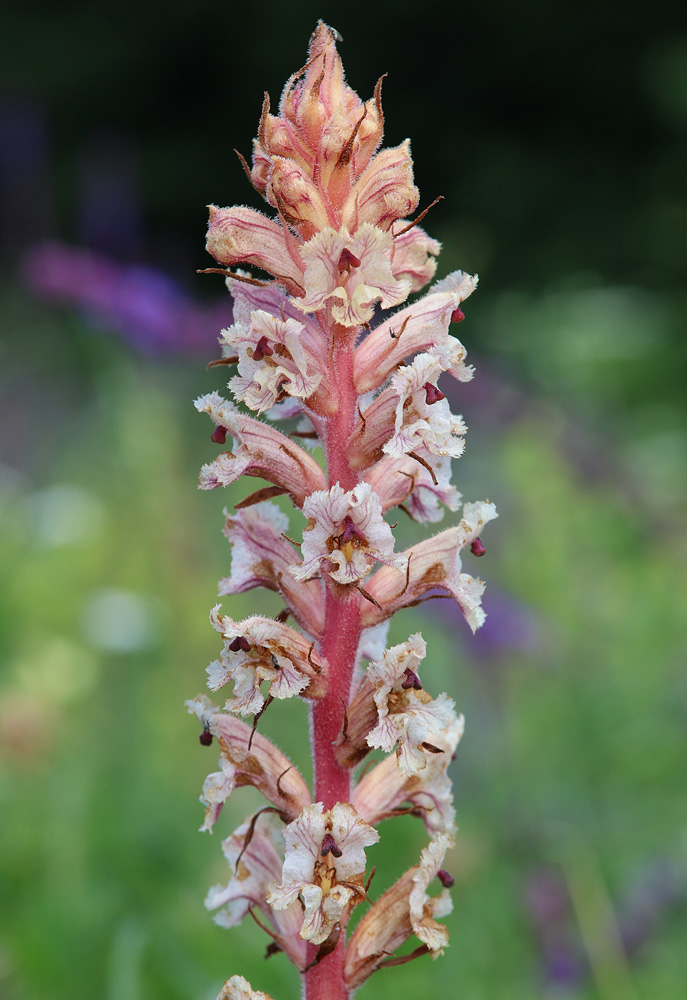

left=1, top=1, right=686, bottom=998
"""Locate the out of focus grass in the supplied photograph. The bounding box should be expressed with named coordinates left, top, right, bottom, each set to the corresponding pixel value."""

left=1, top=277, right=685, bottom=1000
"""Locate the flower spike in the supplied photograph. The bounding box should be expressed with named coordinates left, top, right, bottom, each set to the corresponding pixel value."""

left=187, top=23, right=496, bottom=999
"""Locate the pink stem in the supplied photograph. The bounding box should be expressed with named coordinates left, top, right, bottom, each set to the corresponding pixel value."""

left=304, top=332, right=361, bottom=1000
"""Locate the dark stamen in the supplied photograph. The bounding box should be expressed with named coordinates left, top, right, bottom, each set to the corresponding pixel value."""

left=401, top=667, right=423, bottom=690
left=211, top=425, right=228, bottom=444
left=340, top=515, right=366, bottom=544
left=437, top=868, right=455, bottom=888
left=338, top=248, right=361, bottom=271
left=423, top=382, right=445, bottom=405
left=253, top=336, right=274, bottom=362
left=321, top=832, right=343, bottom=858
left=199, top=726, right=213, bottom=746
left=451, top=306, right=465, bottom=324
left=229, top=635, right=251, bottom=652
left=470, top=537, right=486, bottom=557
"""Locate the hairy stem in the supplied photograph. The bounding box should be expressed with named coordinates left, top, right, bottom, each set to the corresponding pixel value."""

left=305, top=331, right=361, bottom=1000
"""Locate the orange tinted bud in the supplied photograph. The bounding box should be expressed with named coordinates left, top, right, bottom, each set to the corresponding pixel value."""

left=266, top=157, right=330, bottom=237
left=342, top=141, right=419, bottom=232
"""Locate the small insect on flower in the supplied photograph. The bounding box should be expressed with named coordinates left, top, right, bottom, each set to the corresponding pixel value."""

left=199, top=725, right=213, bottom=746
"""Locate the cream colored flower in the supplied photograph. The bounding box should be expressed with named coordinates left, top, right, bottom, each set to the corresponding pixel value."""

left=362, top=501, right=498, bottom=633
left=267, top=801, right=379, bottom=945
left=216, top=976, right=274, bottom=1000
left=207, top=607, right=326, bottom=716
left=224, top=309, right=324, bottom=414
left=290, top=482, right=407, bottom=585
left=298, top=223, right=411, bottom=327
left=364, top=634, right=457, bottom=775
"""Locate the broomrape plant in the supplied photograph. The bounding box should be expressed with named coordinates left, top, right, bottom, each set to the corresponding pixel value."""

left=186, top=23, right=496, bottom=1000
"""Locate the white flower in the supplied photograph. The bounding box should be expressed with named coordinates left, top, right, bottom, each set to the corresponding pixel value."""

left=216, top=975, right=274, bottom=1000
left=382, top=345, right=471, bottom=460
left=224, top=309, right=324, bottom=413
left=297, top=223, right=411, bottom=327
left=207, top=607, right=326, bottom=716
left=353, top=714, right=464, bottom=837
left=267, top=802, right=379, bottom=945
left=365, top=634, right=457, bottom=776
left=410, top=834, right=455, bottom=952
left=291, top=482, right=407, bottom=585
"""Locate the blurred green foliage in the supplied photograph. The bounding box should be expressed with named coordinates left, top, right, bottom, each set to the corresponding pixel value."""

left=1, top=1, right=686, bottom=999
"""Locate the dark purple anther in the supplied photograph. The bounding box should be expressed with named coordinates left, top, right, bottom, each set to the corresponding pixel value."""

left=211, top=425, right=227, bottom=444
left=437, top=869, right=455, bottom=888
left=228, top=635, right=251, bottom=653
left=451, top=306, right=465, bottom=323
left=321, top=833, right=343, bottom=858
left=252, top=336, right=274, bottom=362
left=340, top=515, right=366, bottom=544
left=423, top=382, right=445, bottom=405
left=401, top=667, right=423, bottom=690
left=338, top=247, right=361, bottom=271
left=470, top=537, right=487, bottom=557
left=199, top=727, right=213, bottom=746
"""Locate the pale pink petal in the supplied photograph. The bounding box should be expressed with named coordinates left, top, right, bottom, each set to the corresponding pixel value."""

left=219, top=502, right=325, bottom=638
left=298, top=223, right=411, bottom=328
left=195, top=392, right=327, bottom=506
left=390, top=223, right=441, bottom=292
left=206, top=205, right=304, bottom=295
left=353, top=271, right=478, bottom=393
left=292, top=482, right=406, bottom=585
left=361, top=502, right=498, bottom=632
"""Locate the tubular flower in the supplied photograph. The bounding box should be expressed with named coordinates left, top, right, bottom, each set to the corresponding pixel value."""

left=267, top=802, right=379, bottom=945
left=361, top=501, right=499, bottom=632
left=188, top=22, right=496, bottom=998
left=353, top=714, right=464, bottom=837
left=206, top=606, right=327, bottom=714
left=290, top=482, right=407, bottom=585
left=216, top=977, right=275, bottom=1000
left=343, top=834, right=455, bottom=988
left=195, top=392, right=327, bottom=506
left=206, top=812, right=307, bottom=969
left=365, top=449, right=461, bottom=523
left=218, top=502, right=325, bottom=638
left=298, top=223, right=411, bottom=328
left=223, top=309, right=324, bottom=414
left=364, top=634, right=457, bottom=776
left=185, top=696, right=311, bottom=827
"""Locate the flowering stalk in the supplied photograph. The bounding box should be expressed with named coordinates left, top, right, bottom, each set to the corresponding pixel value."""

left=186, top=23, right=496, bottom=1000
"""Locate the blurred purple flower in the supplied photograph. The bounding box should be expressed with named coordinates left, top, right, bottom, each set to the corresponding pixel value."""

left=21, top=241, right=232, bottom=355
left=428, top=584, right=540, bottom=660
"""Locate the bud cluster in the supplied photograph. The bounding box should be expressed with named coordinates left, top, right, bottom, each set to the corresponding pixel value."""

left=186, top=23, right=496, bottom=1000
